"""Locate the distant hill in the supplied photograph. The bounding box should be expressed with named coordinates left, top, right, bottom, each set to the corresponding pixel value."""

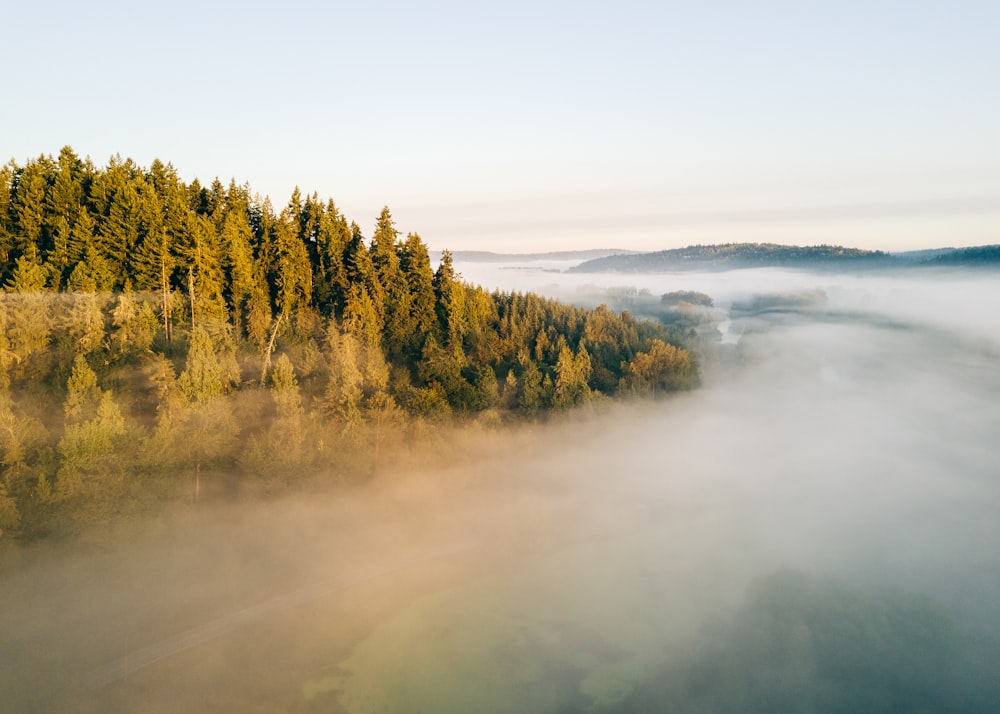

left=568, top=243, right=894, bottom=273
left=568, top=242, right=1000, bottom=273
left=441, top=249, right=640, bottom=263
left=920, top=244, right=1000, bottom=267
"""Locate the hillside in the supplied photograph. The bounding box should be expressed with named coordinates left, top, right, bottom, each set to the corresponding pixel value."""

left=569, top=243, right=895, bottom=273
left=567, top=242, right=1000, bottom=273
left=0, top=148, right=698, bottom=540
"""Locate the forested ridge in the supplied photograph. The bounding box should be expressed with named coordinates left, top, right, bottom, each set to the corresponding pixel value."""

left=570, top=242, right=894, bottom=272
left=0, top=147, right=696, bottom=539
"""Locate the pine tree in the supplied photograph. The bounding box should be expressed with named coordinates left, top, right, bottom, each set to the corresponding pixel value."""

left=0, top=392, right=50, bottom=535
left=273, top=215, right=313, bottom=322
left=0, top=162, right=16, bottom=279
left=177, top=326, right=236, bottom=403
left=91, top=156, right=143, bottom=281
left=322, top=324, right=365, bottom=431
left=369, top=207, right=412, bottom=359
left=433, top=250, right=468, bottom=358
left=221, top=208, right=261, bottom=340
left=42, top=147, right=93, bottom=288
left=313, top=199, right=352, bottom=316
left=518, top=354, right=544, bottom=417
left=110, top=291, right=158, bottom=358
left=9, top=157, right=51, bottom=263
left=175, top=327, right=239, bottom=500
left=619, top=338, right=696, bottom=395
left=553, top=343, right=593, bottom=409
left=4, top=256, right=52, bottom=379
left=399, top=232, right=438, bottom=355
left=56, top=356, right=128, bottom=501
left=344, top=223, right=384, bottom=325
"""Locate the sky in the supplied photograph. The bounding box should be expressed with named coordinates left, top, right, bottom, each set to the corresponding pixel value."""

left=4, top=0, right=999, bottom=252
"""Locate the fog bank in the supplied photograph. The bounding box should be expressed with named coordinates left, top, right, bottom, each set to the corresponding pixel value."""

left=2, top=265, right=999, bottom=712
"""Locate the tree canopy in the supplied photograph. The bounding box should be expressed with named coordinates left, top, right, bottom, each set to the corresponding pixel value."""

left=0, top=147, right=699, bottom=539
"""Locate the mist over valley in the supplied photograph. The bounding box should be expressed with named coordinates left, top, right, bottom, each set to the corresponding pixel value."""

left=3, top=256, right=998, bottom=712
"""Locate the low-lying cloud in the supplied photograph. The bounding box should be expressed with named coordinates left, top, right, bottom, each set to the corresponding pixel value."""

left=2, top=264, right=998, bottom=712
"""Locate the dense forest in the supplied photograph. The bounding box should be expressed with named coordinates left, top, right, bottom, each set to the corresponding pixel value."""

left=0, top=147, right=697, bottom=540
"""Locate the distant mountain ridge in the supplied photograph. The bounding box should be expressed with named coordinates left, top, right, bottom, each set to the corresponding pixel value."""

left=567, top=243, right=1000, bottom=273
left=440, top=249, right=640, bottom=263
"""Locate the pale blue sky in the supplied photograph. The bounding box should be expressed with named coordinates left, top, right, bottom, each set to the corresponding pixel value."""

left=4, top=1, right=998, bottom=252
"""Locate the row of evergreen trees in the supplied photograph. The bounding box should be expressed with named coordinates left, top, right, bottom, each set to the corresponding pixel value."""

left=0, top=147, right=697, bottom=539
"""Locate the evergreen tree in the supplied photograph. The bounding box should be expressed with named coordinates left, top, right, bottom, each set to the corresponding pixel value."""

left=9, top=157, right=51, bottom=263
left=58, top=292, right=108, bottom=362
left=344, top=223, right=384, bottom=325
left=4, top=257, right=52, bottom=379
left=43, top=147, right=90, bottom=288
left=619, top=338, right=697, bottom=395
left=313, top=199, right=352, bottom=316
left=56, top=355, right=128, bottom=501
left=553, top=343, right=593, bottom=409
left=273, top=215, right=313, bottom=322
left=343, top=284, right=384, bottom=350
left=369, top=207, right=411, bottom=358
left=518, top=353, right=544, bottom=417
left=221, top=208, right=262, bottom=340
left=400, top=232, right=438, bottom=354
left=177, top=326, right=237, bottom=403
left=322, top=324, right=365, bottom=431
left=0, top=162, right=16, bottom=278
left=175, top=327, right=239, bottom=500
left=110, top=291, right=158, bottom=358
left=0, top=392, right=49, bottom=535
left=433, top=250, right=468, bottom=357
left=91, top=156, right=143, bottom=280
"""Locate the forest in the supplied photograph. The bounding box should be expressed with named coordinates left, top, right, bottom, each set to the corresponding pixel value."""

left=569, top=240, right=1000, bottom=273
left=0, top=147, right=697, bottom=540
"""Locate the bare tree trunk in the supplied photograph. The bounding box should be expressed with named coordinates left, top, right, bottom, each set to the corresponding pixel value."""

left=259, top=313, right=284, bottom=386
left=188, top=268, right=196, bottom=331
left=160, top=248, right=172, bottom=345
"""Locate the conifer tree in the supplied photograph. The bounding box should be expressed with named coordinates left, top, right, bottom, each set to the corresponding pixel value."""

left=313, top=199, right=352, bottom=316
left=177, top=326, right=236, bottom=403
left=92, top=156, right=143, bottom=279
left=0, top=162, right=15, bottom=278
left=553, top=343, right=593, bottom=409
left=56, top=355, right=128, bottom=500
left=518, top=354, right=544, bottom=417
left=59, top=292, right=108, bottom=363
left=433, top=250, right=468, bottom=358
left=400, top=232, right=438, bottom=354
left=344, top=223, right=384, bottom=325
left=4, top=256, right=52, bottom=378
left=9, top=157, right=50, bottom=262
left=270, top=353, right=306, bottom=459
left=220, top=209, right=260, bottom=340
left=175, top=327, right=238, bottom=500
left=370, top=207, right=412, bottom=358
left=0, top=392, right=49, bottom=534
left=110, top=291, right=158, bottom=358
left=43, top=147, right=90, bottom=288
left=343, top=284, right=384, bottom=350
left=322, top=324, right=365, bottom=431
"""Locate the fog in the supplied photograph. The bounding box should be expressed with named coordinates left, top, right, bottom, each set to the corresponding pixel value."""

left=2, top=262, right=999, bottom=712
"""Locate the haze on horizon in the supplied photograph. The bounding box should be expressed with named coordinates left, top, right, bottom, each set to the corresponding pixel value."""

left=5, top=1, right=999, bottom=253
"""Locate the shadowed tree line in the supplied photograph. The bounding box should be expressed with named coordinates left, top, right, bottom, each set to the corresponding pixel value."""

left=0, top=148, right=697, bottom=539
